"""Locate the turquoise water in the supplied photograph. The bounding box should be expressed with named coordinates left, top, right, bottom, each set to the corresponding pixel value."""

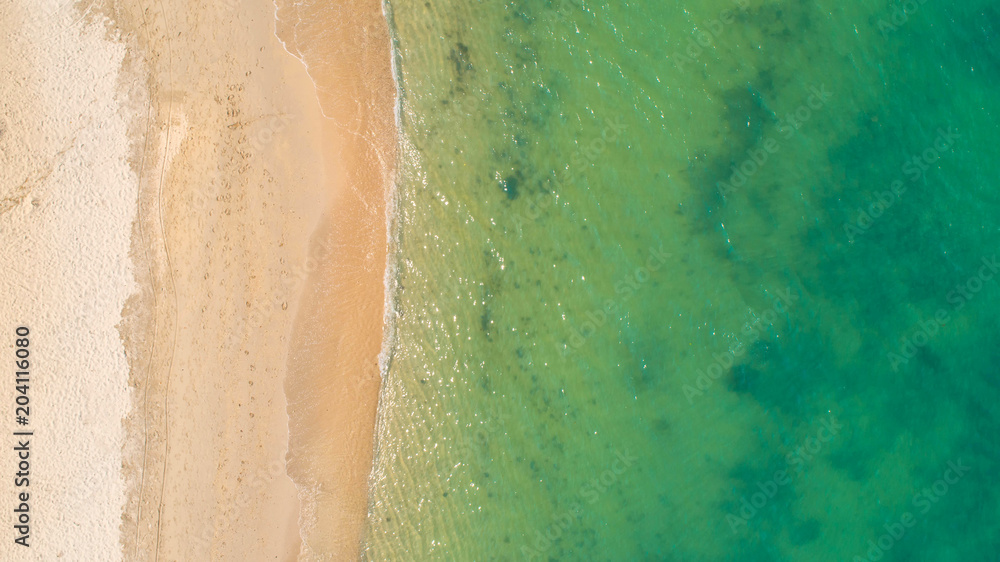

left=364, top=0, right=1000, bottom=560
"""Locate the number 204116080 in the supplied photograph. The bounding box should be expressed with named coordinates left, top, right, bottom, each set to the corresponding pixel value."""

left=14, top=327, right=29, bottom=425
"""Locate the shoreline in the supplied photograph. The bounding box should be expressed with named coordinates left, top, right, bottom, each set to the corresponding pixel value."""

left=275, top=0, right=398, bottom=557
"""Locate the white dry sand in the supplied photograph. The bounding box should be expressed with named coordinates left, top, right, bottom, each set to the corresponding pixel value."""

left=0, top=1, right=138, bottom=560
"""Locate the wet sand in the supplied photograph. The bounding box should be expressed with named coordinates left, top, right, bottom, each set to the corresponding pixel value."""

left=274, top=0, right=398, bottom=558
left=105, top=0, right=395, bottom=559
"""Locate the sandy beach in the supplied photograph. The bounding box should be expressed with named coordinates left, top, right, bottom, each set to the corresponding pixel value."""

left=0, top=2, right=137, bottom=558
left=0, top=0, right=395, bottom=559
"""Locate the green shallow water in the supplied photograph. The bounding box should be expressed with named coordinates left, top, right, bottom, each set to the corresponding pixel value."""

left=363, top=0, right=1000, bottom=560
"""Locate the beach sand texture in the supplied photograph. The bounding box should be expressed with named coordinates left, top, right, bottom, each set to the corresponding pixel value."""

left=0, top=2, right=135, bottom=558
left=1, top=0, right=396, bottom=559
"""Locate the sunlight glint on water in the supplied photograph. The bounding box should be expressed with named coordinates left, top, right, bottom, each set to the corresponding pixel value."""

left=364, top=1, right=1000, bottom=560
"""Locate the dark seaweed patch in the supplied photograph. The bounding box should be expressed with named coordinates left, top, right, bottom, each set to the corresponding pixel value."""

left=827, top=447, right=870, bottom=482
left=449, top=42, right=473, bottom=79
left=720, top=84, right=773, bottom=152
left=789, top=518, right=821, bottom=546
left=724, top=328, right=834, bottom=416
left=724, top=455, right=798, bottom=536
left=729, top=364, right=762, bottom=395
left=500, top=173, right=521, bottom=199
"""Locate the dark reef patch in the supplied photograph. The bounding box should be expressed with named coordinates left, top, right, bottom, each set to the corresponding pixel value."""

left=449, top=42, right=473, bottom=78
left=720, top=83, right=773, bottom=152
left=500, top=173, right=521, bottom=199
